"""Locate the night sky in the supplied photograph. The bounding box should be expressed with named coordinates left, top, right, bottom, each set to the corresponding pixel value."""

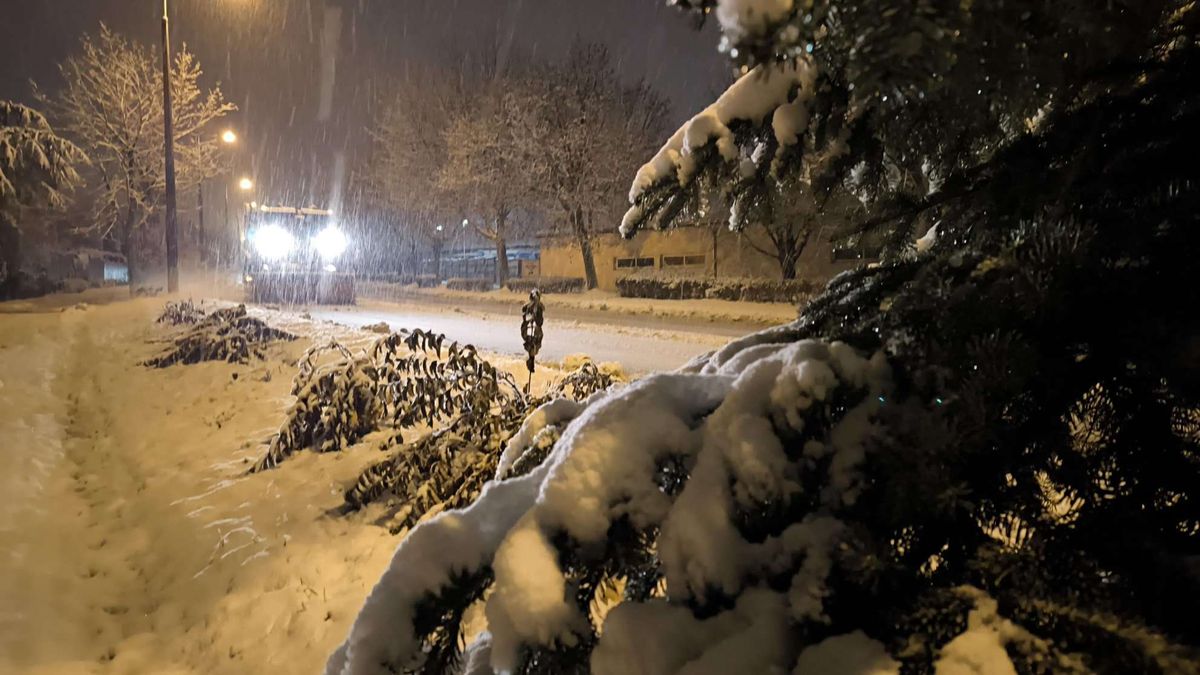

left=0, top=0, right=730, bottom=210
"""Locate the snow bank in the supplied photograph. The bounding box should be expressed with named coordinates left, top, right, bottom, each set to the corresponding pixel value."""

left=326, top=325, right=896, bottom=675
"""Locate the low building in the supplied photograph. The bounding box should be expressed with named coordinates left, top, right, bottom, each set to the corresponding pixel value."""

left=538, top=225, right=866, bottom=291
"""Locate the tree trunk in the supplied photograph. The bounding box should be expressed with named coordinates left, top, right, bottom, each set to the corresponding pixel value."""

left=495, top=237, right=508, bottom=287
left=197, top=181, right=205, bottom=266
left=575, top=208, right=598, bottom=290
left=122, top=206, right=137, bottom=295
left=494, top=211, right=509, bottom=286
left=577, top=234, right=598, bottom=290
left=778, top=245, right=800, bottom=280
left=433, top=238, right=443, bottom=282
left=0, top=215, right=21, bottom=298
left=711, top=226, right=719, bottom=277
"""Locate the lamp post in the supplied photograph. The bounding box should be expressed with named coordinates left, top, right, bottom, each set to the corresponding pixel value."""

left=461, top=219, right=469, bottom=277
left=161, top=0, right=179, bottom=292
left=219, top=129, right=237, bottom=268
left=236, top=177, right=254, bottom=263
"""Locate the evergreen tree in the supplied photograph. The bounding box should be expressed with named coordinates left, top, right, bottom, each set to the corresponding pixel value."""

left=0, top=101, right=85, bottom=295
left=328, top=3, right=1200, bottom=674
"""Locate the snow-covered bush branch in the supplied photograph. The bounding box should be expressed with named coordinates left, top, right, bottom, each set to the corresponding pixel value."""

left=342, top=361, right=616, bottom=532
left=144, top=304, right=295, bottom=368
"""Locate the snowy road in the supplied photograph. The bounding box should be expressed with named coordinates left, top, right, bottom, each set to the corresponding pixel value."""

left=304, top=298, right=771, bottom=373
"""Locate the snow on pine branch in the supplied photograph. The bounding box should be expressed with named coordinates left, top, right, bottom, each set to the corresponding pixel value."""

left=326, top=336, right=898, bottom=675
left=712, top=0, right=795, bottom=42
left=622, top=59, right=814, bottom=236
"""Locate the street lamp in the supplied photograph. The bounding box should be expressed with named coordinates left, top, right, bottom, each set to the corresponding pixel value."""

left=161, top=0, right=180, bottom=292
left=239, top=177, right=254, bottom=191
left=218, top=129, right=238, bottom=268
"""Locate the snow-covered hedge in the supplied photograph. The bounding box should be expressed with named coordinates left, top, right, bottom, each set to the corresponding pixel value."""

left=252, top=329, right=523, bottom=472
left=505, top=276, right=585, bottom=294
left=343, top=362, right=616, bottom=535
left=145, top=303, right=296, bottom=368
left=615, top=274, right=813, bottom=303
left=156, top=299, right=206, bottom=325
left=445, top=278, right=495, bottom=292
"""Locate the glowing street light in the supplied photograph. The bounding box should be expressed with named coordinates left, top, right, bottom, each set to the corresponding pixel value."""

left=238, top=177, right=254, bottom=191
left=221, top=129, right=238, bottom=144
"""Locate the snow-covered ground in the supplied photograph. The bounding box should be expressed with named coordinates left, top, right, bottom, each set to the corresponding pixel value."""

left=306, top=298, right=748, bottom=374
left=0, top=292, right=575, bottom=674
left=356, top=283, right=800, bottom=328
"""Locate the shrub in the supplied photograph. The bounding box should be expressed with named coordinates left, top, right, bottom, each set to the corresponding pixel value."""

left=615, top=274, right=814, bottom=302
left=445, top=277, right=494, bottom=292
left=144, top=304, right=295, bottom=368
left=614, top=275, right=709, bottom=300
left=251, top=329, right=522, bottom=472
left=505, top=276, right=585, bottom=294
left=156, top=299, right=206, bottom=325
left=342, top=360, right=616, bottom=532
left=704, top=277, right=815, bottom=303
left=358, top=273, right=439, bottom=287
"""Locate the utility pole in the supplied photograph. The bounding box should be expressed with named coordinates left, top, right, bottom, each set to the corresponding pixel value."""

left=161, top=0, right=180, bottom=292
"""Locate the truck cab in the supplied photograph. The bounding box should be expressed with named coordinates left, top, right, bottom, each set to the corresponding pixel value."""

left=243, top=205, right=355, bottom=304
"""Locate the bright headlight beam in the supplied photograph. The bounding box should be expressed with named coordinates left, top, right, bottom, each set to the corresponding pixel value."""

left=252, top=224, right=295, bottom=259
left=313, top=225, right=348, bottom=260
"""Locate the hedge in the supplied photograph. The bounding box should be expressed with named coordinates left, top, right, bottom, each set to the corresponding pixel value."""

left=445, top=277, right=495, bottom=292
left=358, top=274, right=440, bottom=288
left=615, top=275, right=815, bottom=303
left=505, top=277, right=586, bottom=294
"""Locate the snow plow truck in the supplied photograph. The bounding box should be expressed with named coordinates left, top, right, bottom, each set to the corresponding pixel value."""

left=242, top=205, right=355, bottom=305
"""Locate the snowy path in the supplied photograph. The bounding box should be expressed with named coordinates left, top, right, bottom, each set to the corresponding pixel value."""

left=304, top=298, right=765, bottom=373
left=0, top=298, right=401, bottom=674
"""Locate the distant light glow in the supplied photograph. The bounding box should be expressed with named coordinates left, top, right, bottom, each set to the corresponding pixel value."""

left=252, top=224, right=295, bottom=259
left=221, top=129, right=238, bottom=144
left=323, top=264, right=337, bottom=273
left=239, top=177, right=254, bottom=191
left=313, top=225, right=348, bottom=260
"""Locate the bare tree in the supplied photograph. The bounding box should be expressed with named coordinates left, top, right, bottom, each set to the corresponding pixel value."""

left=358, top=67, right=469, bottom=281
left=0, top=101, right=86, bottom=291
left=37, top=25, right=234, bottom=284
left=528, top=44, right=670, bottom=289
left=438, top=80, right=540, bottom=285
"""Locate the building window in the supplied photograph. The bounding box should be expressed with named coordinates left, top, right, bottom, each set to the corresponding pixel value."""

left=662, top=254, right=706, bottom=267
left=615, top=257, right=656, bottom=269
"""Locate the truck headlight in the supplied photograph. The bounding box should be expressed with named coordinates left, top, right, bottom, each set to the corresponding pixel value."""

left=313, top=225, right=348, bottom=260
left=252, top=224, right=295, bottom=260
